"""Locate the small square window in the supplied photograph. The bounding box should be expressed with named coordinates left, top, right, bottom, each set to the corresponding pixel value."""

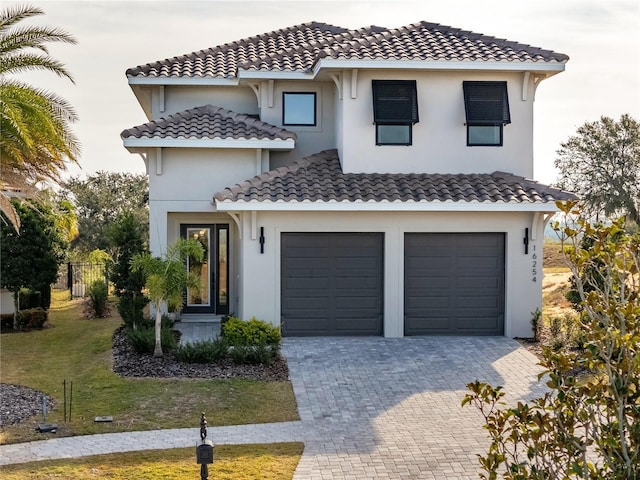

left=468, top=125, right=502, bottom=146
left=463, top=81, right=510, bottom=146
left=376, top=124, right=412, bottom=145
left=282, top=92, right=316, bottom=126
left=372, top=80, right=418, bottom=146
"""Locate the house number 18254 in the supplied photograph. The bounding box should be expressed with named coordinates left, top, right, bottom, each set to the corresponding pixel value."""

left=531, top=244, right=537, bottom=282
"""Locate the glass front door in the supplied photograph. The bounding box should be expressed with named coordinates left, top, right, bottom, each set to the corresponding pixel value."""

left=181, top=224, right=229, bottom=315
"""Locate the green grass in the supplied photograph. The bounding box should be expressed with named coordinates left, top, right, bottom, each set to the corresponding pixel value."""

left=0, top=291, right=298, bottom=444
left=0, top=443, right=304, bottom=479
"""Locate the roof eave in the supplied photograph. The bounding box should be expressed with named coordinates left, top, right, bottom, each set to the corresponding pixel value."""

left=123, top=137, right=295, bottom=151
left=127, top=76, right=240, bottom=86
left=313, top=58, right=566, bottom=76
left=213, top=199, right=564, bottom=212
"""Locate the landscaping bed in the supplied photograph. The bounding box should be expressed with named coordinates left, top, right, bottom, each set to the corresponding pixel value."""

left=112, top=326, right=289, bottom=381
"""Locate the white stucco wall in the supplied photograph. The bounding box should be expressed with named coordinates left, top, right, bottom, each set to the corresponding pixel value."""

left=233, top=209, right=546, bottom=339
left=336, top=69, right=535, bottom=176
left=154, top=85, right=259, bottom=118
left=145, top=147, right=257, bottom=256
left=260, top=81, right=336, bottom=168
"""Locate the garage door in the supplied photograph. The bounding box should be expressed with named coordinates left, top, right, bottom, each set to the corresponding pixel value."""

left=281, top=233, right=383, bottom=336
left=405, top=233, right=504, bottom=335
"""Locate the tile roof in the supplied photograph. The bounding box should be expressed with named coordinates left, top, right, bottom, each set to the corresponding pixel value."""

left=120, top=105, right=296, bottom=142
left=128, top=21, right=568, bottom=79
left=213, top=149, right=577, bottom=205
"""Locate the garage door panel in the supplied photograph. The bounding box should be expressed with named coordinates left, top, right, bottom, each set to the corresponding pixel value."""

left=335, top=316, right=383, bottom=334
left=405, top=233, right=504, bottom=336
left=456, top=316, right=502, bottom=331
left=282, top=233, right=383, bottom=336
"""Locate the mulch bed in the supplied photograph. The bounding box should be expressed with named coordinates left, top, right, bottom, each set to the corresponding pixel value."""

left=112, top=326, right=290, bottom=381
left=0, top=384, right=54, bottom=427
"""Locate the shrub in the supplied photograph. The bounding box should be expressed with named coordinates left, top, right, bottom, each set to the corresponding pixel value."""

left=87, top=279, right=109, bottom=318
left=138, top=314, right=175, bottom=330
left=222, top=317, right=281, bottom=346
left=15, top=308, right=48, bottom=330
left=0, top=313, right=13, bottom=332
left=175, top=338, right=228, bottom=364
left=126, top=326, right=177, bottom=355
left=18, top=288, right=41, bottom=310
left=229, top=343, right=280, bottom=365
left=117, top=294, right=148, bottom=328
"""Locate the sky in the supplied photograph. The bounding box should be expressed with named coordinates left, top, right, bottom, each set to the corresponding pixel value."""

left=8, top=0, right=640, bottom=185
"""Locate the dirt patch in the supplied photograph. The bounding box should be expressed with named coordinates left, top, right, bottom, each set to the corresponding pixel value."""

left=543, top=243, right=567, bottom=269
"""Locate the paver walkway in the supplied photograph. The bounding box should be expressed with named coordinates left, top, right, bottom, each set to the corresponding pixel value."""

left=0, top=337, right=546, bottom=479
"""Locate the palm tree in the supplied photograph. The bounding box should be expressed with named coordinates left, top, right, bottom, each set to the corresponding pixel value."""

left=132, top=239, right=205, bottom=357
left=0, top=4, right=79, bottom=231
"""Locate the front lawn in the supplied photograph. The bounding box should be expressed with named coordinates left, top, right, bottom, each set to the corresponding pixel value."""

left=0, top=291, right=298, bottom=444
left=0, top=443, right=304, bottom=479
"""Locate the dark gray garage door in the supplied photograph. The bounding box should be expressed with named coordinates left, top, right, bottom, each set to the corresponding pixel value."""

left=405, top=233, right=504, bottom=335
left=281, top=233, right=383, bottom=336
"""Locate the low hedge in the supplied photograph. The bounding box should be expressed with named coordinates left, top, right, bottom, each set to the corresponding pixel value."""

left=126, top=326, right=178, bottom=355
left=1, top=308, right=49, bottom=332
left=222, top=317, right=281, bottom=346
left=174, top=337, right=228, bottom=364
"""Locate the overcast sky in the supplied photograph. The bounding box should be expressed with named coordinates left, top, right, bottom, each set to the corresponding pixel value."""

left=8, top=0, right=640, bottom=184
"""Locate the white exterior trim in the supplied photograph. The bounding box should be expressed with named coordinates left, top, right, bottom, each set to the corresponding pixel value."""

left=128, top=76, right=239, bottom=86
left=123, top=137, right=295, bottom=150
left=313, top=59, right=566, bottom=75
left=128, top=60, right=565, bottom=87
left=214, top=200, right=561, bottom=213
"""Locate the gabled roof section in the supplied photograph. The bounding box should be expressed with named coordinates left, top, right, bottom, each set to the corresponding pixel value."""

left=127, top=20, right=568, bottom=83
left=121, top=105, right=296, bottom=150
left=127, top=22, right=350, bottom=79
left=213, top=149, right=577, bottom=212
left=317, top=21, right=569, bottom=64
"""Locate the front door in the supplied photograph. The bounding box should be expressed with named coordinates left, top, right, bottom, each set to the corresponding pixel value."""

left=180, top=224, right=229, bottom=315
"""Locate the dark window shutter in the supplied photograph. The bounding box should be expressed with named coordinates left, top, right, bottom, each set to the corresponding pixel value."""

left=372, top=80, right=419, bottom=124
left=463, top=81, right=510, bottom=125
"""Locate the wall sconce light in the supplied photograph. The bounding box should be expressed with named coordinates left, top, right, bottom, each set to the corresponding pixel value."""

left=259, top=226, right=265, bottom=254
left=523, top=227, right=529, bottom=254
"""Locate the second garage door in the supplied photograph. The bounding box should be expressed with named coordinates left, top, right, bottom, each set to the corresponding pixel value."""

left=405, top=233, right=505, bottom=335
left=281, top=233, right=383, bottom=336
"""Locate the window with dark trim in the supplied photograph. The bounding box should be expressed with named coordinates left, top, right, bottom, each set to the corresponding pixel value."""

left=463, top=81, right=510, bottom=146
left=372, top=80, right=418, bottom=145
left=282, top=92, right=316, bottom=126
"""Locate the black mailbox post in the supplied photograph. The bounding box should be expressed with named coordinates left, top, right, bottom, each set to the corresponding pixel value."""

left=196, top=412, right=214, bottom=480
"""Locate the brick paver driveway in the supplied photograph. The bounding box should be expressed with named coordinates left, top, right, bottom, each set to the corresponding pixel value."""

left=282, top=336, right=546, bottom=480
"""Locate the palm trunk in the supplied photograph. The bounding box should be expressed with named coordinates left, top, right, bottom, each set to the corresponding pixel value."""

left=153, top=305, right=163, bottom=357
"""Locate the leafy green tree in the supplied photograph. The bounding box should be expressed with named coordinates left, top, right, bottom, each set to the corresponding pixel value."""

left=1, top=199, right=67, bottom=327
left=108, top=211, right=148, bottom=328
left=0, top=5, right=79, bottom=231
left=61, top=172, right=148, bottom=253
left=555, top=114, right=640, bottom=227
left=132, top=238, right=203, bottom=357
left=463, top=201, right=639, bottom=479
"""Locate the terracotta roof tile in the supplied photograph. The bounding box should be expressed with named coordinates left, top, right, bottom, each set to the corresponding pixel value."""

left=128, top=21, right=568, bottom=79
left=213, top=149, right=576, bottom=205
left=121, top=105, right=296, bottom=141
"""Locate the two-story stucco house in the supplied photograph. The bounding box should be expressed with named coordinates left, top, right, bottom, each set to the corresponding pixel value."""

left=121, top=21, right=574, bottom=338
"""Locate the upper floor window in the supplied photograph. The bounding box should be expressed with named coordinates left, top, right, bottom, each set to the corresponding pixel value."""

left=463, top=81, right=510, bottom=146
left=282, top=92, right=316, bottom=126
left=372, top=80, right=418, bottom=145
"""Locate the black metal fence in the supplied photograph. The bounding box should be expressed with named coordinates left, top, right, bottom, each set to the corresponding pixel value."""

left=53, top=263, right=109, bottom=298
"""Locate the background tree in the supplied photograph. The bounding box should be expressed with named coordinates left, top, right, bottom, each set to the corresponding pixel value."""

left=0, top=5, right=79, bottom=230
left=1, top=199, right=67, bottom=327
left=132, top=238, right=203, bottom=357
left=463, top=201, right=639, bottom=480
left=60, top=171, right=148, bottom=254
left=108, top=211, right=148, bottom=328
left=555, top=114, right=640, bottom=228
